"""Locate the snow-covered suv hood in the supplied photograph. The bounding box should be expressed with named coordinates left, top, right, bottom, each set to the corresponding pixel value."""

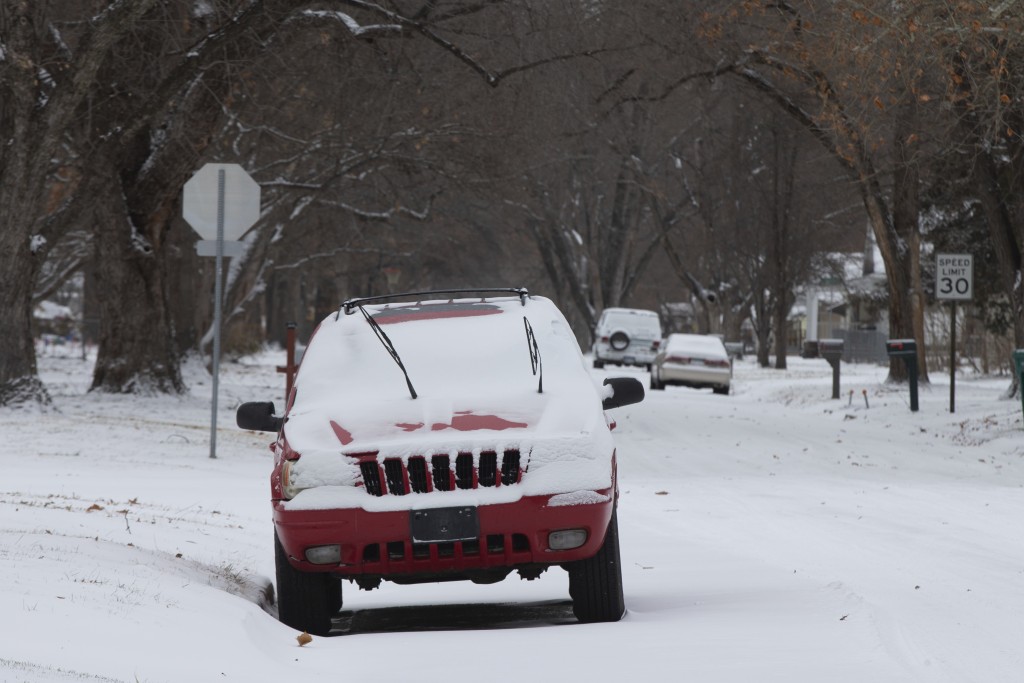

left=280, top=296, right=615, bottom=510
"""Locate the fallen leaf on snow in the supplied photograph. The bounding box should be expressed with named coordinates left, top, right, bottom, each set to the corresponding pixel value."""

left=86, top=503, right=104, bottom=512
left=297, top=632, right=313, bottom=647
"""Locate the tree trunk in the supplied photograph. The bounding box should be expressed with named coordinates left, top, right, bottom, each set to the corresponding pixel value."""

left=755, top=306, right=771, bottom=367
left=720, top=300, right=746, bottom=343
left=856, top=170, right=917, bottom=383
left=893, top=103, right=929, bottom=382
left=773, top=292, right=790, bottom=369
left=165, top=215, right=202, bottom=357
left=770, top=123, right=795, bottom=371
left=0, top=215, right=49, bottom=406
left=90, top=177, right=184, bottom=394
left=528, top=216, right=598, bottom=334
left=600, top=165, right=634, bottom=309
left=266, top=274, right=293, bottom=348
left=0, top=140, right=56, bottom=405
left=0, top=4, right=53, bottom=406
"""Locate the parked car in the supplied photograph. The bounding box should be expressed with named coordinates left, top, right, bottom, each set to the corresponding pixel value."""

left=237, top=288, right=645, bottom=635
left=591, top=307, right=663, bottom=370
left=650, top=333, right=731, bottom=395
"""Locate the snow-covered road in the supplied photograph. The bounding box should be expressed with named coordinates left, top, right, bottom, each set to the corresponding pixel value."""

left=3, top=351, right=1022, bottom=682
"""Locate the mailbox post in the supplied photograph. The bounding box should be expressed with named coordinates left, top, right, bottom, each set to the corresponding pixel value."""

left=818, top=338, right=844, bottom=399
left=886, top=339, right=919, bottom=412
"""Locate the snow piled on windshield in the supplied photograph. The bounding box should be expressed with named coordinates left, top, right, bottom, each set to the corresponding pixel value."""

left=281, top=296, right=615, bottom=510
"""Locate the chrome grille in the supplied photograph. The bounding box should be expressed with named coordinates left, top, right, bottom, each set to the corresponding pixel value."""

left=358, top=450, right=523, bottom=496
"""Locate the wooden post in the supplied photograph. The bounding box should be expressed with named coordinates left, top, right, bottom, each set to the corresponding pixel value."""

left=276, top=322, right=298, bottom=401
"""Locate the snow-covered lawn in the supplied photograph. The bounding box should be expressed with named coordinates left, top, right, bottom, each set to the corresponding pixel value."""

left=3, top=350, right=1022, bottom=682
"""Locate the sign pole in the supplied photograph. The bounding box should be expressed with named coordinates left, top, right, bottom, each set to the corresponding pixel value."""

left=949, top=300, right=956, bottom=414
left=209, top=169, right=226, bottom=459
left=183, top=162, right=261, bottom=458
left=936, top=253, right=973, bottom=416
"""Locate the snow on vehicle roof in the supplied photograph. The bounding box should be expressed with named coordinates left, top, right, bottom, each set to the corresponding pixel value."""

left=600, top=308, right=662, bottom=331
left=281, top=295, right=615, bottom=509
left=664, top=333, right=728, bottom=359
left=602, top=307, right=658, bottom=317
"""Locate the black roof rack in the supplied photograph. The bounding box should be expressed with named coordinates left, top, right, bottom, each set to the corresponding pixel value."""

left=339, top=287, right=530, bottom=317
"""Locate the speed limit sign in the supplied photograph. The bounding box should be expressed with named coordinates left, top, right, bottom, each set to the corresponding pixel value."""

left=936, top=253, right=973, bottom=301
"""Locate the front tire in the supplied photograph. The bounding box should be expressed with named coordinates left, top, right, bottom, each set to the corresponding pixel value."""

left=567, top=509, right=625, bottom=623
left=275, top=533, right=341, bottom=636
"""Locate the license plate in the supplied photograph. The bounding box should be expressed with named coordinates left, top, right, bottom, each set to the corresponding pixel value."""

left=623, top=356, right=636, bottom=365
left=410, top=506, right=479, bottom=543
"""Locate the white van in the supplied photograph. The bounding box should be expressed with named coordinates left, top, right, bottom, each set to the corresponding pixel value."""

left=591, top=308, right=663, bottom=370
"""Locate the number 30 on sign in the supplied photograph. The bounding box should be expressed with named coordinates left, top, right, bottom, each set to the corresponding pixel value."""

left=936, top=253, right=973, bottom=301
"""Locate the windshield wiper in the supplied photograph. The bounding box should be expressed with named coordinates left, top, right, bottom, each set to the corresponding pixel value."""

left=523, top=317, right=543, bottom=394
left=359, top=305, right=418, bottom=400
left=340, top=287, right=529, bottom=316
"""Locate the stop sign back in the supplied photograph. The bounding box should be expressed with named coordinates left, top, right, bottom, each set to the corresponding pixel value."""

left=183, top=163, right=261, bottom=240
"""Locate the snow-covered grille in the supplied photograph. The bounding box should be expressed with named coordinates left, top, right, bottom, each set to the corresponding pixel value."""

left=357, top=450, right=522, bottom=496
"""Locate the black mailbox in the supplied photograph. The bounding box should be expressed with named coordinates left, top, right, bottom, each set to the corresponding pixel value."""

left=886, top=339, right=917, bottom=357
left=801, top=340, right=819, bottom=359
left=818, top=338, right=844, bottom=361
left=886, top=338, right=919, bottom=411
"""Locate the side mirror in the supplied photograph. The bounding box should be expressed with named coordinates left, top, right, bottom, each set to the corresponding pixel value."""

left=602, top=377, right=645, bottom=410
left=237, top=401, right=283, bottom=432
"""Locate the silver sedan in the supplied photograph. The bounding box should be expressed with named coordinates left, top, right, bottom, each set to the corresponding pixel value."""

left=650, top=334, right=731, bottom=395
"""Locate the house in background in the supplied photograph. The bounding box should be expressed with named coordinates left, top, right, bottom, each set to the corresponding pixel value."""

left=793, top=229, right=889, bottom=363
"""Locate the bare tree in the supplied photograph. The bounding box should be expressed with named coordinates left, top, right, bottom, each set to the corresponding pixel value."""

left=1, top=0, right=165, bottom=405
left=1, top=0, right=608, bottom=405
left=698, top=0, right=948, bottom=381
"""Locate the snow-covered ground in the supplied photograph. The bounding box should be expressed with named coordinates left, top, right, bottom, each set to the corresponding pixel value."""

left=3, top=349, right=1023, bottom=682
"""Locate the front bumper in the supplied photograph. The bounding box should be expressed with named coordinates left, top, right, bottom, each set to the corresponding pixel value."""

left=274, top=491, right=613, bottom=578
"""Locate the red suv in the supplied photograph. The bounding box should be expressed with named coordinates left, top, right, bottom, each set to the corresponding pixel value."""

left=237, top=289, right=644, bottom=635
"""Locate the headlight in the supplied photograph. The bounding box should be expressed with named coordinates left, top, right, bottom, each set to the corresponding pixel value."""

left=281, top=460, right=302, bottom=500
